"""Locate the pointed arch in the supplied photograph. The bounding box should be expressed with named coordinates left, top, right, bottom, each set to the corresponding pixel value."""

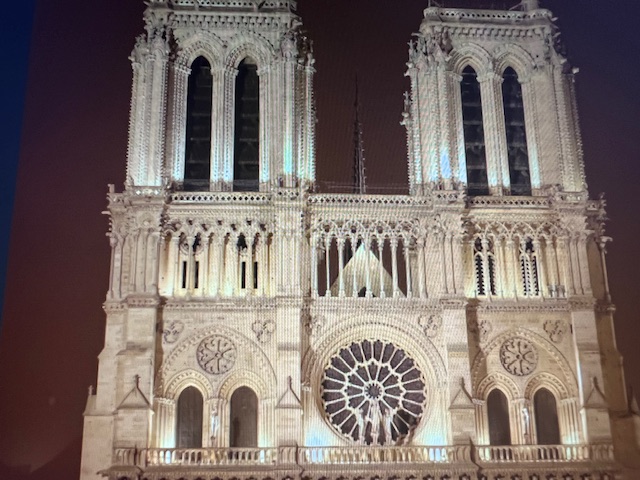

left=492, top=44, right=536, bottom=80
left=225, top=35, right=274, bottom=70
left=164, top=369, right=215, bottom=400
left=448, top=43, right=493, bottom=76
left=175, top=32, right=225, bottom=70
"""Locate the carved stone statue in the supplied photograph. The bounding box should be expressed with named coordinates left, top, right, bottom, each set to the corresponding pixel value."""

left=367, top=400, right=382, bottom=445
left=356, top=407, right=366, bottom=445
left=210, top=405, right=219, bottom=444
left=382, top=408, right=394, bottom=445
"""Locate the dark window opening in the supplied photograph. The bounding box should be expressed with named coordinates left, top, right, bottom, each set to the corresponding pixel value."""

left=461, top=66, right=489, bottom=196
left=176, top=387, right=203, bottom=448
left=194, top=261, right=200, bottom=289
left=487, top=389, right=511, bottom=446
left=233, top=59, right=260, bottom=192
left=253, top=262, right=259, bottom=289
left=229, top=386, right=258, bottom=448
left=181, top=261, right=188, bottom=289
left=502, top=67, right=531, bottom=196
left=534, top=388, right=561, bottom=445
left=184, top=57, right=213, bottom=191
left=241, top=261, right=247, bottom=290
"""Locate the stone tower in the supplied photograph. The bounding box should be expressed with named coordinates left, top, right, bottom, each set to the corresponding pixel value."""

left=80, top=1, right=640, bottom=479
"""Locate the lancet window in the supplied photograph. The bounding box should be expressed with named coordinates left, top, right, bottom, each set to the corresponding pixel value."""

left=533, top=388, right=561, bottom=445
left=233, top=59, right=260, bottom=192
left=184, top=57, right=213, bottom=191
left=502, top=67, right=531, bottom=196
left=520, top=238, right=540, bottom=297
left=473, top=237, right=496, bottom=297
left=176, top=387, right=204, bottom=448
left=461, top=66, right=489, bottom=196
left=487, top=389, right=511, bottom=446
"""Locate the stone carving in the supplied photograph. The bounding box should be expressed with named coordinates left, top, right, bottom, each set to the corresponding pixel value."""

left=322, top=340, right=425, bottom=445
left=196, top=335, right=237, bottom=375
left=163, top=321, right=185, bottom=344
left=500, top=337, right=538, bottom=377
left=252, top=319, right=276, bottom=343
left=477, top=319, right=492, bottom=344
left=544, top=319, right=568, bottom=344
left=418, top=314, right=442, bottom=339
left=305, top=315, right=326, bottom=336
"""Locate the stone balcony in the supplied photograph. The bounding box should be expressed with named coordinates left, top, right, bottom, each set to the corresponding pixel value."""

left=107, top=444, right=617, bottom=480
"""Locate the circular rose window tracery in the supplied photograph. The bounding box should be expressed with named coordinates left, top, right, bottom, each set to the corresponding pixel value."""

left=196, top=335, right=237, bottom=375
left=321, top=340, right=426, bottom=445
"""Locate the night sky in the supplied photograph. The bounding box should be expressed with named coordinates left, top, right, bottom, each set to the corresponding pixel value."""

left=1, top=1, right=639, bottom=478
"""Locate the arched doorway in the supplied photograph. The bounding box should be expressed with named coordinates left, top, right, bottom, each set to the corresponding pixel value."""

left=176, top=386, right=203, bottom=448
left=229, top=386, right=258, bottom=447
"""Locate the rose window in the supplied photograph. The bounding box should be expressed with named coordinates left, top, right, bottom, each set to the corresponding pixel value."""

left=500, top=337, right=538, bottom=377
left=321, top=340, right=426, bottom=445
left=196, top=335, right=237, bottom=375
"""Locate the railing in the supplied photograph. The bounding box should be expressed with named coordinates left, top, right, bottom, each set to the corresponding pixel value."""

left=114, top=448, right=277, bottom=467
left=170, top=191, right=272, bottom=205
left=114, top=444, right=613, bottom=468
left=475, top=444, right=615, bottom=463
left=468, top=196, right=550, bottom=208
left=294, top=445, right=469, bottom=464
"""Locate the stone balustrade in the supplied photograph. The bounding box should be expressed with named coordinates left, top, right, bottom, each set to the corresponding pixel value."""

left=475, top=444, right=615, bottom=463
left=113, top=444, right=613, bottom=468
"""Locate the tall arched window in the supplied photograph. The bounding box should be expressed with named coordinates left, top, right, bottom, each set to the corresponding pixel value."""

left=176, top=387, right=203, bottom=448
left=487, top=389, right=511, bottom=446
left=229, top=386, right=258, bottom=448
left=233, top=59, right=260, bottom=192
left=184, top=56, right=213, bottom=191
left=502, top=67, right=531, bottom=196
left=461, top=66, right=489, bottom=196
left=534, top=388, right=561, bottom=445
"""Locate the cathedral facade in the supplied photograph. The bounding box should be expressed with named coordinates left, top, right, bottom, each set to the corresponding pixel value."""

left=80, top=1, right=639, bottom=479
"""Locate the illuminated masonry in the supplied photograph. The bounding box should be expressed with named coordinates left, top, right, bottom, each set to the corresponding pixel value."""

left=80, top=1, right=640, bottom=480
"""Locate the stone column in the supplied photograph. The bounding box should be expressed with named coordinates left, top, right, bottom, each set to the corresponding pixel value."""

left=337, top=237, right=346, bottom=297
left=478, top=72, right=509, bottom=194
left=377, top=238, right=386, bottom=298
left=310, top=234, right=318, bottom=297
left=390, top=236, right=400, bottom=298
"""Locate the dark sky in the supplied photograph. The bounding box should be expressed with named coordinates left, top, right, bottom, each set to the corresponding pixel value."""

left=1, top=0, right=639, bottom=478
